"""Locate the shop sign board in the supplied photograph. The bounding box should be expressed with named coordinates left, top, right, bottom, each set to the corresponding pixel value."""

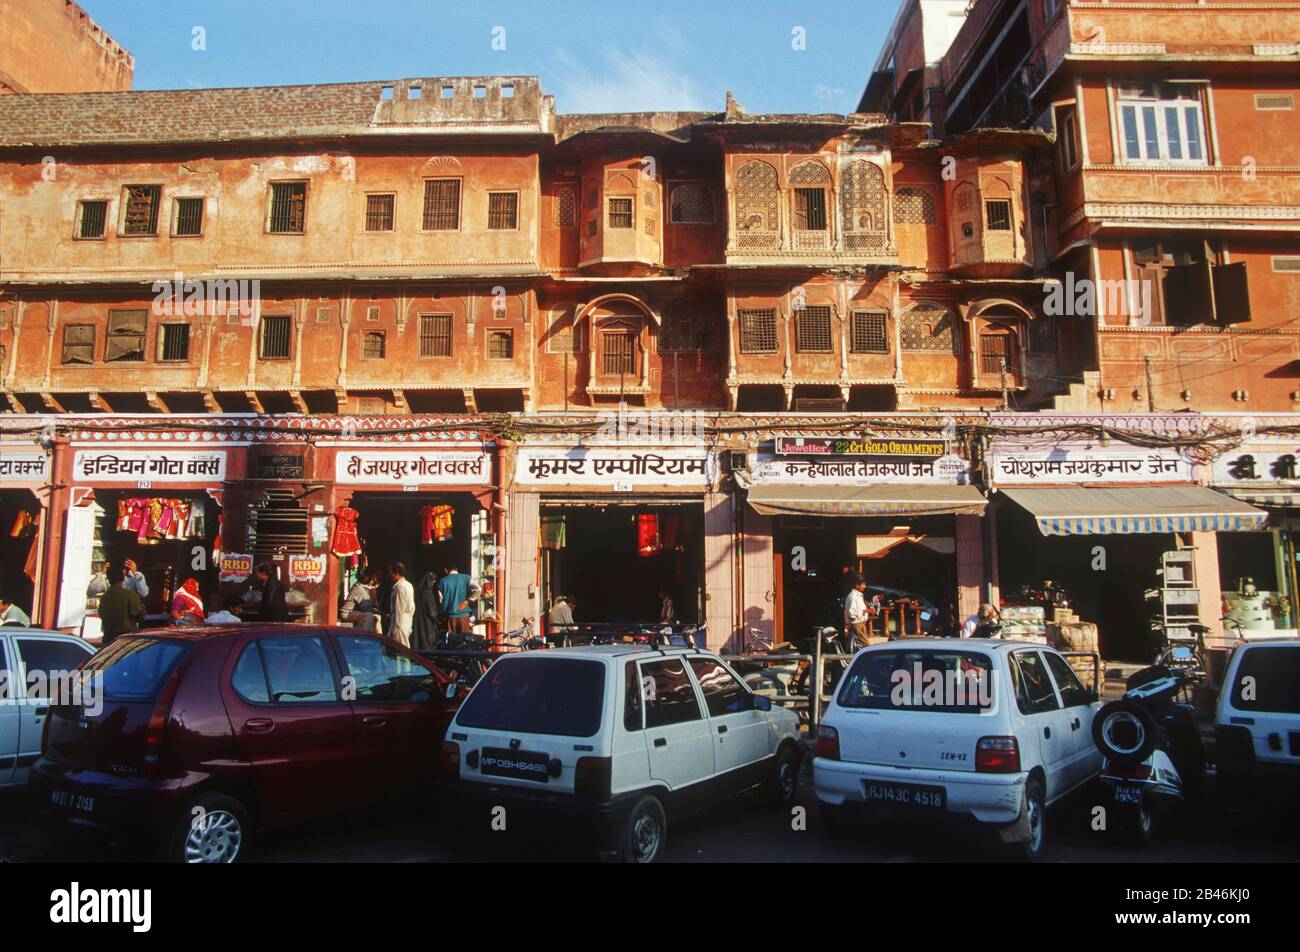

left=334, top=450, right=490, bottom=486
left=775, top=436, right=948, bottom=459
left=515, top=448, right=715, bottom=487
left=0, top=450, right=50, bottom=483
left=750, top=452, right=972, bottom=486
left=989, top=446, right=1193, bottom=486
left=1211, top=446, right=1300, bottom=488
left=219, top=553, right=254, bottom=582
left=289, top=554, right=327, bottom=584
left=254, top=452, right=306, bottom=480
left=72, top=449, right=227, bottom=484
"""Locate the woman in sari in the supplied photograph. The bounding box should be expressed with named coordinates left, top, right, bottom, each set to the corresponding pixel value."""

left=171, top=577, right=206, bottom=625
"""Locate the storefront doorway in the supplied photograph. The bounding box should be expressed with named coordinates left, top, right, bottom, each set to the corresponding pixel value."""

left=539, top=501, right=704, bottom=626
left=0, top=490, right=41, bottom=618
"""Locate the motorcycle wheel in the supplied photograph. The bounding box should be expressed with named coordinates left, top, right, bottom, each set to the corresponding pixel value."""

left=1092, top=699, right=1158, bottom=766
left=1108, top=803, right=1154, bottom=847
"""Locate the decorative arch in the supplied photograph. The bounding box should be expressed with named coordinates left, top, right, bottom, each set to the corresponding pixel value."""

left=840, top=160, right=887, bottom=252
left=965, top=298, right=1037, bottom=323
left=734, top=160, right=780, bottom=249
left=789, top=160, right=831, bottom=185
left=421, top=155, right=464, bottom=174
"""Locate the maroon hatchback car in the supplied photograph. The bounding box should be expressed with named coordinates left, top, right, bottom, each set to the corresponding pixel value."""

left=30, top=625, right=461, bottom=863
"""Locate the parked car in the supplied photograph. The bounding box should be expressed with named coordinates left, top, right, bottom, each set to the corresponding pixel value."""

left=30, top=625, right=461, bottom=862
left=0, top=630, right=95, bottom=790
left=814, top=639, right=1102, bottom=859
left=1214, top=638, right=1300, bottom=809
left=439, top=645, right=802, bottom=862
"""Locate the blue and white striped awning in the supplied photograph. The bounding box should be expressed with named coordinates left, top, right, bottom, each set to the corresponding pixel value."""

left=1000, top=486, right=1269, bottom=537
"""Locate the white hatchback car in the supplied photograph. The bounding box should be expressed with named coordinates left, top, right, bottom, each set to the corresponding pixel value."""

left=440, top=645, right=802, bottom=862
left=0, top=629, right=95, bottom=789
left=814, top=638, right=1102, bottom=859
left=1215, top=638, right=1300, bottom=809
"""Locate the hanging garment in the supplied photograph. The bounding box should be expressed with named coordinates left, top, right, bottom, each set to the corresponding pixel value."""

left=211, top=513, right=223, bottom=565
left=21, top=529, right=38, bottom=582
left=331, top=506, right=362, bottom=558
left=418, top=505, right=455, bottom=544
left=9, top=509, right=33, bottom=538
left=540, top=513, right=567, bottom=550
left=185, top=505, right=205, bottom=540
left=660, top=513, right=681, bottom=551
left=637, top=513, right=661, bottom=557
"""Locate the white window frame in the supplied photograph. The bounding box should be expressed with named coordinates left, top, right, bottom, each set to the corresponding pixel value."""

left=1116, top=83, right=1209, bottom=166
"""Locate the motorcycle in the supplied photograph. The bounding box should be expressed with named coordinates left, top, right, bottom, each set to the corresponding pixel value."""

left=739, top=627, right=852, bottom=724
left=1092, top=664, right=1205, bottom=846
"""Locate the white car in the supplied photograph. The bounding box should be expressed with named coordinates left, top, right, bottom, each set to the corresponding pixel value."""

left=0, top=629, right=95, bottom=789
left=440, top=645, right=802, bottom=862
left=1215, top=638, right=1300, bottom=808
left=814, top=638, right=1102, bottom=859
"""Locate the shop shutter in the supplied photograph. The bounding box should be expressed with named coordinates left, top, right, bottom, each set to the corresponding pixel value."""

left=56, top=505, right=99, bottom=630
left=1211, top=262, right=1251, bottom=325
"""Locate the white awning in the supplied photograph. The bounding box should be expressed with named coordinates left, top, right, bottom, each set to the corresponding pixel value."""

left=1000, top=485, right=1269, bottom=536
left=746, top=484, right=987, bottom=518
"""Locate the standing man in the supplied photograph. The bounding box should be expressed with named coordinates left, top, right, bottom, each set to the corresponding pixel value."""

left=388, top=562, right=416, bottom=648
left=547, top=594, right=575, bottom=645
left=99, top=565, right=146, bottom=647
left=122, top=558, right=150, bottom=601
left=434, top=563, right=472, bottom=637
left=843, top=572, right=871, bottom=649
left=0, top=597, right=31, bottom=627
left=249, top=563, right=288, bottom=622
left=656, top=588, right=676, bottom=625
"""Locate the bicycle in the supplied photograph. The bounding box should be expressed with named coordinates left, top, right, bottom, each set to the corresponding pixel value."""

left=498, top=616, right=544, bottom=652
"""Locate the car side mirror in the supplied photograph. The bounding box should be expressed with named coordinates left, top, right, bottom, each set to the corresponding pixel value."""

left=753, top=694, right=772, bottom=712
left=443, top=683, right=458, bottom=701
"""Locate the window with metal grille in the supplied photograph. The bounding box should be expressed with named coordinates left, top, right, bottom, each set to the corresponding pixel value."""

left=980, top=330, right=1017, bottom=375
left=608, top=197, right=634, bottom=229
left=794, top=306, right=833, bottom=352
left=419, top=313, right=452, bottom=356
left=158, top=323, right=190, bottom=361
left=422, top=179, right=460, bottom=230
left=487, top=330, right=513, bottom=360
left=670, top=183, right=715, bottom=224
left=986, top=200, right=1012, bottom=232
left=172, top=197, right=204, bottom=236
left=365, top=194, right=395, bottom=231
left=555, top=186, right=577, bottom=227
left=75, top=200, right=107, bottom=239
left=260, top=314, right=292, bottom=359
left=105, top=310, right=147, bottom=362
left=488, top=192, right=518, bottom=230
left=121, top=185, right=161, bottom=236
left=659, top=302, right=713, bottom=353
left=739, top=309, right=778, bottom=354
left=893, top=188, right=936, bottom=225
left=61, top=324, right=96, bottom=364
left=361, top=331, right=386, bottom=359
left=601, top=329, right=636, bottom=375
left=268, top=182, right=307, bottom=234
left=850, top=311, right=889, bottom=354
left=793, top=188, right=828, bottom=231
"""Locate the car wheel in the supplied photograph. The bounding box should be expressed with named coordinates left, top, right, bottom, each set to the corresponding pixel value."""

left=617, top=795, right=667, bottom=864
left=766, top=745, right=800, bottom=808
left=1011, top=778, right=1046, bottom=861
left=163, top=793, right=251, bottom=864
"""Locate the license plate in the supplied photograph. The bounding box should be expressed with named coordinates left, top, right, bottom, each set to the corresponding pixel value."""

left=479, top=747, right=551, bottom=783
left=862, top=780, right=946, bottom=810
left=1113, top=784, right=1143, bottom=804
left=49, top=789, right=95, bottom=814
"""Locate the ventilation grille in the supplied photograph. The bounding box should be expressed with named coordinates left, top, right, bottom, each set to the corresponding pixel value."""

left=249, top=490, right=309, bottom=559
left=1255, top=94, right=1295, bottom=111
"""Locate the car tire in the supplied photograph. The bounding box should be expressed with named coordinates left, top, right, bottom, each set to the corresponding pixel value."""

left=1009, top=777, right=1046, bottom=861
left=616, top=795, right=667, bottom=863
left=1092, top=699, right=1158, bottom=766
left=765, top=744, right=801, bottom=808
left=162, top=793, right=251, bottom=864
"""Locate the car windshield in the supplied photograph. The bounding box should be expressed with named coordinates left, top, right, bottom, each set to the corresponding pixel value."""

left=80, top=637, right=190, bottom=701
left=1231, top=647, right=1300, bottom=714
left=456, top=657, right=606, bottom=737
left=837, top=648, right=995, bottom=713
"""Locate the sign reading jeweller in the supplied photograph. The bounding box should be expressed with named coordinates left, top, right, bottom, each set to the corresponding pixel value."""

left=73, top=449, right=227, bottom=483
left=515, top=448, right=714, bottom=487
left=775, top=436, right=948, bottom=459
left=334, top=451, right=491, bottom=486
left=989, top=447, right=1193, bottom=485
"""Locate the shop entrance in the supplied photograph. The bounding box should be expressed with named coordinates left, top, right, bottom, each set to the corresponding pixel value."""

left=0, top=490, right=41, bottom=618
left=540, top=501, right=704, bottom=626
left=777, top=515, right=959, bottom=643
left=92, top=490, right=221, bottom=618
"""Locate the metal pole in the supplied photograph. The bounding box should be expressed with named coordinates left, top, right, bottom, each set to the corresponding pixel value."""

left=1145, top=356, right=1156, bottom=412
left=811, top=628, right=823, bottom=732
left=999, top=357, right=1009, bottom=410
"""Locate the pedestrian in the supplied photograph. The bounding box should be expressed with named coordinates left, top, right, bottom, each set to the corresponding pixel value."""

left=121, top=558, right=150, bottom=601
left=961, top=603, right=1001, bottom=639
left=247, top=563, right=288, bottom=623
left=547, top=594, right=575, bottom=644
left=170, top=577, right=206, bottom=625
left=205, top=598, right=244, bottom=625
left=341, top=566, right=381, bottom=632
left=656, top=588, right=676, bottom=625
left=85, top=560, right=111, bottom=600
left=388, top=562, right=415, bottom=648
left=99, top=564, right=146, bottom=647
left=434, top=563, right=472, bottom=637
left=0, top=597, right=31, bottom=627
left=411, top=570, right=441, bottom=650
left=843, top=572, right=871, bottom=649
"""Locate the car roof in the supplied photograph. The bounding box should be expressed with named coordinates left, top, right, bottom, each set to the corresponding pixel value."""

left=0, top=628, right=94, bottom=645
left=117, top=623, right=311, bottom=642
left=493, top=644, right=702, bottom=661
left=854, top=637, right=1040, bottom=652
left=1233, top=638, right=1300, bottom=649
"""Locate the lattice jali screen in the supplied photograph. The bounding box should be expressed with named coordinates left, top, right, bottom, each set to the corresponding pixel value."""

left=900, top=303, right=956, bottom=353
left=894, top=187, right=936, bottom=225
left=670, top=183, right=715, bottom=223
left=795, top=306, right=833, bottom=352
left=735, top=161, right=780, bottom=250
left=841, top=161, right=888, bottom=252
left=555, top=186, right=577, bottom=228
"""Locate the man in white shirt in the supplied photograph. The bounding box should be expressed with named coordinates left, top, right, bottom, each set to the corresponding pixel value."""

left=0, top=598, right=31, bottom=627
left=961, top=603, right=1000, bottom=638
left=843, top=573, right=870, bottom=648
left=122, top=559, right=150, bottom=600
left=387, top=562, right=415, bottom=648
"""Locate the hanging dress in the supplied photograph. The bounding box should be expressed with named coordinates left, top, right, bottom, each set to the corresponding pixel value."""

left=331, top=506, right=362, bottom=557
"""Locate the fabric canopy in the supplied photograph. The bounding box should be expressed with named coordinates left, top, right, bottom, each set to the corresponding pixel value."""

left=1218, top=489, right=1300, bottom=509
left=999, top=485, right=1269, bottom=537
left=746, top=484, right=987, bottom=518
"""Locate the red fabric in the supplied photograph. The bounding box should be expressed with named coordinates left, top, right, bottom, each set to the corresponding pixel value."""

left=637, top=514, right=661, bottom=557
left=331, top=506, right=361, bottom=557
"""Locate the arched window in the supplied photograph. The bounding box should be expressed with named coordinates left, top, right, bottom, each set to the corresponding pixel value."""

left=900, top=302, right=956, bottom=353
left=978, top=323, right=1021, bottom=379
left=789, top=161, right=832, bottom=250
left=600, top=321, right=638, bottom=376
left=841, top=160, right=888, bottom=252
left=894, top=187, right=936, bottom=225
left=734, top=160, right=780, bottom=250
left=670, top=183, right=715, bottom=224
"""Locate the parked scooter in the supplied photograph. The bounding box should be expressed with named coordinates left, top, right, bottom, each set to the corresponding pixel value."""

left=1092, top=664, right=1205, bottom=845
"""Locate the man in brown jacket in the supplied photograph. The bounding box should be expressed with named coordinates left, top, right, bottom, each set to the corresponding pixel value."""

left=99, top=564, right=147, bottom=647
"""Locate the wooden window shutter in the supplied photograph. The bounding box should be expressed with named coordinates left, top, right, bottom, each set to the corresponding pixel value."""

left=1212, top=262, right=1251, bottom=325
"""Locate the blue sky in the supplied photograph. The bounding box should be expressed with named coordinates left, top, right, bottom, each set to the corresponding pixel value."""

left=81, top=0, right=895, bottom=115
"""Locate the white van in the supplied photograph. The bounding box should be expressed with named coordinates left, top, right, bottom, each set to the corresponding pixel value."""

left=440, top=645, right=802, bottom=862
left=1215, top=638, right=1300, bottom=807
left=0, top=629, right=95, bottom=789
left=813, top=639, right=1102, bottom=859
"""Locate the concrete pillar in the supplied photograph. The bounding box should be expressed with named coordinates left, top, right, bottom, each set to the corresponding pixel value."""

left=1189, top=531, right=1225, bottom=646
left=956, top=513, right=985, bottom=624
left=741, top=510, right=776, bottom=649
left=703, top=491, right=735, bottom=652
left=504, top=491, right=540, bottom=634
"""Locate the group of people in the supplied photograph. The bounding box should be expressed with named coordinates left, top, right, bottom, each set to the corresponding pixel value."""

left=340, top=562, right=475, bottom=649
left=842, top=570, right=1003, bottom=645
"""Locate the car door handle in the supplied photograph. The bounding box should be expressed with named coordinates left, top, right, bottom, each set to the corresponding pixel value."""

left=717, top=725, right=728, bottom=734
left=1071, top=717, right=1081, bottom=731
left=244, top=718, right=274, bottom=734
left=653, top=737, right=667, bottom=748
left=362, top=715, right=387, bottom=728
left=1044, top=726, right=1052, bottom=739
